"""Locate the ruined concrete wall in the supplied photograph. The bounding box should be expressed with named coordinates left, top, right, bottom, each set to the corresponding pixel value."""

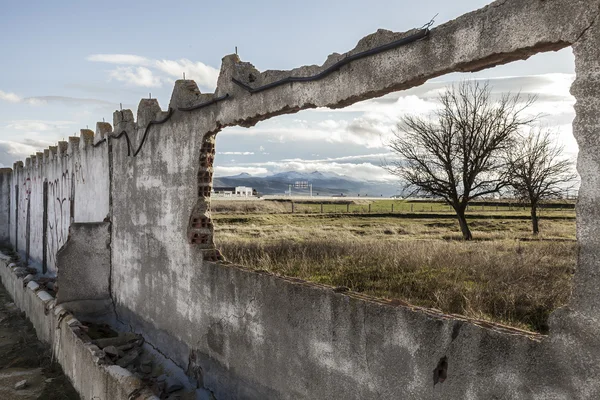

left=2, top=0, right=600, bottom=398
left=0, top=169, right=11, bottom=241
left=7, top=129, right=110, bottom=273
left=105, top=0, right=600, bottom=398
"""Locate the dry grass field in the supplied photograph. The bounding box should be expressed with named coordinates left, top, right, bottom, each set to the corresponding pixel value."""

left=213, top=199, right=576, bottom=333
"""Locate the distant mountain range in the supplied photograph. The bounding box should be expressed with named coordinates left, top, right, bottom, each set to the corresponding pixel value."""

left=213, top=171, right=403, bottom=197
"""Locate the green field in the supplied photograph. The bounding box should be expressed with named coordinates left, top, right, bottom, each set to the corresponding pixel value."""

left=212, top=199, right=576, bottom=333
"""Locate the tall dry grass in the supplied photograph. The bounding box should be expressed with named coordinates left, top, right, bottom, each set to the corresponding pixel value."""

left=218, top=238, right=575, bottom=333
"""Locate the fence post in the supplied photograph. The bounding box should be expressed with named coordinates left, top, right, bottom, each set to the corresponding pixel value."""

left=292, top=202, right=294, bottom=213
left=391, top=204, right=394, bottom=213
left=347, top=203, right=350, bottom=213
left=369, top=204, right=371, bottom=213
left=321, top=203, right=323, bottom=213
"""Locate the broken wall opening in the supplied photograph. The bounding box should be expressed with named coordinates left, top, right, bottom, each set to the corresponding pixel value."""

left=212, top=47, right=578, bottom=333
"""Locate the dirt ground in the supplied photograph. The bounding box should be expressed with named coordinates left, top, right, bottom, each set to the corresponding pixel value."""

left=0, top=281, right=79, bottom=400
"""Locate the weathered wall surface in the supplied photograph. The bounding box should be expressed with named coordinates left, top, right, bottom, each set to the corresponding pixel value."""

left=2, top=0, right=600, bottom=398
left=56, top=222, right=111, bottom=305
left=0, top=169, right=10, bottom=241
left=7, top=130, right=110, bottom=273
left=105, top=0, right=600, bottom=398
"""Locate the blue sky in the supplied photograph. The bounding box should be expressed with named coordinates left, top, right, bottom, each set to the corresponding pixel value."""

left=0, top=0, right=577, bottom=181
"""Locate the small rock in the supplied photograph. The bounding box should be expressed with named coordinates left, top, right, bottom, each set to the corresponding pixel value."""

left=116, top=342, right=135, bottom=352
left=13, top=267, right=29, bottom=277
left=116, top=348, right=141, bottom=368
left=15, top=379, right=28, bottom=390
left=165, top=377, right=184, bottom=393
left=94, top=332, right=140, bottom=349
left=45, top=378, right=55, bottom=383
left=140, top=363, right=152, bottom=374
left=103, top=345, right=124, bottom=358
left=46, top=282, right=55, bottom=291
left=23, top=274, right=35, bottom=284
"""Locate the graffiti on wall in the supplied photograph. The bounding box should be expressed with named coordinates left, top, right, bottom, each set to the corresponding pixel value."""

left=46, top=166, right=72, bottom=271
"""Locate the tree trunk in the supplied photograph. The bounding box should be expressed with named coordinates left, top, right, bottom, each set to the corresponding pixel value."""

left=456, top=209, right=473, bottom=240
left=531, top=205, right=539, bottom=235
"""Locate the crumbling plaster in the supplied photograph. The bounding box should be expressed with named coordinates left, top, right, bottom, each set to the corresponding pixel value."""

left=2, top=0, right=600, bottom=398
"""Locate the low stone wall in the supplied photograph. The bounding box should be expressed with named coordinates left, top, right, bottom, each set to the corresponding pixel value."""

left=0, top=252, right=157, bottom=400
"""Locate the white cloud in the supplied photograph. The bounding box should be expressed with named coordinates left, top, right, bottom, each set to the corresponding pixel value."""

left=6, top=120, right=74, bottom=132
left=0, top=90, right=21, bottom=103
left=219, top=73, right=576, bottom=152
left=88, top=53, right=219, bottom=91
left=0, top=91, right=100, bottom=107
left=108, top=66, right=162, bottom=88
left=214, top=166, right=269, bottom=176
left=214, top=159, right=395, bottom=181
left=280, top=153, right=396, bottom=163
left=217, top=151, right=255, bottom=155
left=86, top=54, right=151, bottom=65
left=154, top=59, right=219, bottom=90
left=222, top=120, right=388, bottom=149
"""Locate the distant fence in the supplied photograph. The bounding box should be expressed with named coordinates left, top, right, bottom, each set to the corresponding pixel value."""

left=288, top=202, right=575, bottom=215
left=212, top=199, right=576, bottom=217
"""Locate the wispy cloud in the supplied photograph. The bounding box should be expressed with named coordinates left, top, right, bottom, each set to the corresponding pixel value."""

left=0, top=89, right=117, bottom=109
left=219, top=73, right=576, bottom=153
left=0, top=90, right=21, bottom=103
left=6, top=120, right=75, bottom=132
left=87, top=54, right=150, bottom=65
left=217, top=151, right=255, bottom=155
left=214, top=159, right=396, bottom=181
left=280, top=153, right=396, bottom=163
left=87, top=53, right=219, bottom=91
left=217, top=151, right=254, bottom=156
left=0, top=90, right=47, bottom=105
left=214, top=166, right=270, bottom=176
left=154, top=59, right=219, bottom=90
left=108, top=66, right=162, bottom=88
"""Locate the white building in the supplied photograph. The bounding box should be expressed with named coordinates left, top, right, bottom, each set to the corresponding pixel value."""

left=235, top=186, right=253, bottom=197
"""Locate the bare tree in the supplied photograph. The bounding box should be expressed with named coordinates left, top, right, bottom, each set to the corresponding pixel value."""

left=385, top=80, right=536, bottom=240
left=506, top=129, right=576, bottom=235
